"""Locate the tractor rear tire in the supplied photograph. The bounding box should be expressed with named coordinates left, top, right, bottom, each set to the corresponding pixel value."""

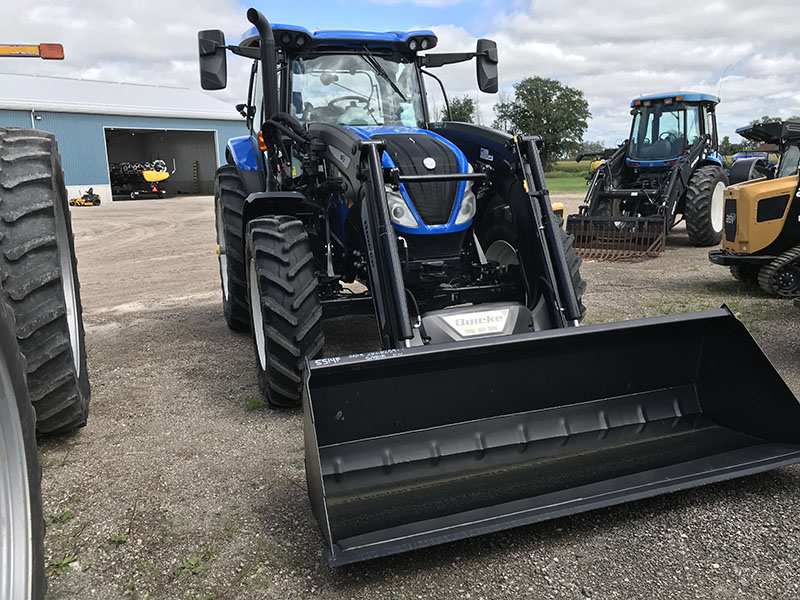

left=246, top=216, right=324, bottom=407
left=0, top=128, right=90, bottom=435
left=0, top=293, right=46, bottom=599
left=480, top=205, right=586, bottom=320
left=215, top=165, right=250, bottom=331
left=729, top=264, right=760, bottom=285
left=685, top=166, right=727, bottom=247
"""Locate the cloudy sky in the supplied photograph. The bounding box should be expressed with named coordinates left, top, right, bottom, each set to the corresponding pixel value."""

left=3, top=0, right=800, bottom=145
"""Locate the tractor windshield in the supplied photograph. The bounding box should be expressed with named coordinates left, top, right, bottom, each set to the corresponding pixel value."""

left=629, top=105, right=701, bottom=161
left=290, top=52, right=425, bottom=127
left=777, top=144, right=800, bottom=178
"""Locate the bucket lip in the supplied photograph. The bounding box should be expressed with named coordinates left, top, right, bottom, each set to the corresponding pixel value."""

left=308, top=307, right=734, bottom=374
left=321, top=442, right=800, bottom=567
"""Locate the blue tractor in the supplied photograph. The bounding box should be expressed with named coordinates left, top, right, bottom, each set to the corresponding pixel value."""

left=567, top=92, right=728, bottom=258
left=198, top=11, right=800, bottom=567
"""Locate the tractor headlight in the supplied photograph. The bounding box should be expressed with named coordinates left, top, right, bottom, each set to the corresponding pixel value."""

left=385, top=185, right=419, bottom=229
left=455, top=164, right=477, bottom=225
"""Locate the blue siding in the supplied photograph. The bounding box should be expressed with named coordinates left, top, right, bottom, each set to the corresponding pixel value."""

left=0, top=109, right=246, bottom=186
left=0, top=109, right=32, bottom=128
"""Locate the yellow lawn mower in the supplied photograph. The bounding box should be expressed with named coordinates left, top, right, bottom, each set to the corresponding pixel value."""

left=69, top=188, right=101, bottom=206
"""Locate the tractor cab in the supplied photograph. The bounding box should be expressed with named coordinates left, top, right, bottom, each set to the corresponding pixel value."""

left=627, top=92, right=721, bottom=168
left=732, top=120, right=800, bottom=182
left=237, top=26, right=442, bottom=129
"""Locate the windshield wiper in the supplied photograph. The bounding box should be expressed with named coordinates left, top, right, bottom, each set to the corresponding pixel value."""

left=361, top=46, right=407, bottom=103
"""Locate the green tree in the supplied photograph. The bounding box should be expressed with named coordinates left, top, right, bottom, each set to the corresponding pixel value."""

left=749, top=115, right=782, bottom=126
left=719, top=135, right=739, bottom=156
left=492, top=77, right=590, bottom=167
left=442, top=95, right=475, bottom=123
left=578, top=140, right=606, bottom=155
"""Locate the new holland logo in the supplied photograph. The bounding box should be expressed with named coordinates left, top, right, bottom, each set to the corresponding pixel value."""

left=423, top=157, right=436, bottom=170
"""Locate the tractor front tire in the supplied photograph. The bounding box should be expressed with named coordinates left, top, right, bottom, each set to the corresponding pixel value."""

left=729, top=264, right=760, bottom=285
left=0, top=293, right=46, bottom=599
left=215, top=165, right=250, bottom=331
left=246, top=216, right=324, bottom=407
left=685, top=166, right=727, bottom=247
left=0, top=128, right=90, bottom=435
left=480, top=204, right=586, bottom=320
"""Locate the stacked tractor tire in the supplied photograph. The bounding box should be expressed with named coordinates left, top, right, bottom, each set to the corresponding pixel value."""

left=0, top=128, right=91, bottom=599
left=109, top=159, right=168, bottom=198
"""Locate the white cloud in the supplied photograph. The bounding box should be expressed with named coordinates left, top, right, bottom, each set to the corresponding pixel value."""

left=3, top=0, right=799, bottom=144
left=424, top=0, right=800, bottom=142
left=0, top=0, right=253, bottom=105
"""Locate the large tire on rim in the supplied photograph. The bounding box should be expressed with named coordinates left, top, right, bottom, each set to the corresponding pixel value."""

left=685, top=165, right=727, bottom=247
left=0, top=128, right=90, bottom=435
left=214, top=165, right=250, bottom=331
left=480, top=205, right=587, bottom=320
left=0, top=293, right=46, bottom=599
left=245, top=216, right=324, bottom=407
left=730, top=264, right=760, bottom=285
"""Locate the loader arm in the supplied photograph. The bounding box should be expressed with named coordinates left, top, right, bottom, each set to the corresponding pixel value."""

left=580, top=144, right=626, bottom=217
left=661, top=135, right=709, bottom=219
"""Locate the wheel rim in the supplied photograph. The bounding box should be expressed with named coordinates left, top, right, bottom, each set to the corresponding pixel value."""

left=216, top=207, right=229, bottom=300
left=776, top=265, right=800, bottom=295
left=485, top=240, right=519, bottom=268
left=249, top=259, right=267, bottom=370
left=711, top=181, right=725, bottom=233
left=54, top=193, right=81, bottom=377
left=0, top=359, right=33, bottom=600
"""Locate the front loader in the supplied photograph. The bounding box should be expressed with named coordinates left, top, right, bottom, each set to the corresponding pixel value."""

left=567, top=92, right=728, bottom=259
left=200, top=12, right=800, bottom=566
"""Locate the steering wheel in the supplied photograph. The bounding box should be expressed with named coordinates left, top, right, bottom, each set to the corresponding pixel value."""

left=327, top=95, right=370, bottom=114
left=658, top=131, right=678, bottom=143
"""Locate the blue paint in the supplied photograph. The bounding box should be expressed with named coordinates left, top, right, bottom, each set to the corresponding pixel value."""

left=630, top=91, right=719, bottom=106
left=626, top=157, right=681, bottom=168
left=705, top=151, right=723, bottom=166
left=227, top=136, right=260, bottom=171
left=347, top=125, right=471, bottom=235
left=240, top=25, right=437, bottom=50
left=331, top=192, right=349, bottom=240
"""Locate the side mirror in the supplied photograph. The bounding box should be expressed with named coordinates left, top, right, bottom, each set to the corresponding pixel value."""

left=198, top=30, right=227, bottom=90
left=476, top=39, right=498, bottom=93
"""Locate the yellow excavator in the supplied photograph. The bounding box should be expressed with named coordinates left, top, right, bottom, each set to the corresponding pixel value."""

left=709, top=120, right=800, bottom=297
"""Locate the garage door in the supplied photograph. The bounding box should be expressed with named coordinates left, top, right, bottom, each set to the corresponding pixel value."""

left=105, top=128, right=217, bottom=198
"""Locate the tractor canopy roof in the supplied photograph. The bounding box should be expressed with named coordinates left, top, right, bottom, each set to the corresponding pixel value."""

left=240, top=24, right=438, bottom=54
left=735, top=120, right=800, bottom=146
left=630, top=91, right=718, bottom=107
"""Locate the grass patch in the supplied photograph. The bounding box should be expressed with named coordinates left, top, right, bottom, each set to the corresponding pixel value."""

left=547, top=176, right=588, bottom=194
left=545, top=161, right=591, bottom=194
left=47, top=556, right=76, bottom=577
left=244, top=396, right=267, bottom=412
left=49, top=510, right=73, bottom=525
left=178, top=554, right=217, bottom=575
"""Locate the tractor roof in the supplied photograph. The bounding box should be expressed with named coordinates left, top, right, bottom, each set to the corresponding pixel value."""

left=240, top=24, right=438, bottom=53
left=736, top=120, right=800, bottom=145
left=630, top=91, right=719, bottom=107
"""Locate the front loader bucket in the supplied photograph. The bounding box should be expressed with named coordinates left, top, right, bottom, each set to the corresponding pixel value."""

left=303, top=308, right=800, bottom=566
left=566, top=214, right=666, bottom=260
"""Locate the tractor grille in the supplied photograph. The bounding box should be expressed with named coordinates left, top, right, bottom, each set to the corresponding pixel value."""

left=724, top=197, right=737, bottom=243
left=375, top=134, right=459, bottom=225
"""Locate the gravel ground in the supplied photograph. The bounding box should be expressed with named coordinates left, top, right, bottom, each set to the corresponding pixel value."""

left=42, top=195, right=799, bottom=600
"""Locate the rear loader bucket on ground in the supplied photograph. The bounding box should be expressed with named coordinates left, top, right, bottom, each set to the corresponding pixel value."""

left=303, top=308, right=800, bottom=566
left=566, top=214, right=666, bottom=260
